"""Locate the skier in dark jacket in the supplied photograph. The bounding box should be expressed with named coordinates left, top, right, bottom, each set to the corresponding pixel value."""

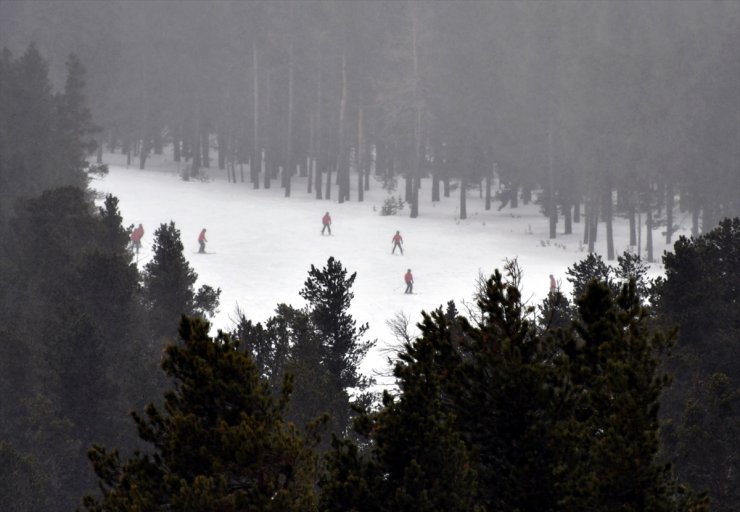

left=198, top=228, right=208, bottom=253
left=391, top=230, right=404, bottom=254
left=404, top=269, right=414, bottom=294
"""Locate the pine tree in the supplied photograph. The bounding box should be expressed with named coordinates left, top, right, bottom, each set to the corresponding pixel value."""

left=556, top=280, right=708, bottom=511
left=566, top=252, right=613, bottom=299
left=142, top=221, right=220, bottom=342
left=321, top=304, right=480, bottom=512
left=657, top=217, right=740, bottom=511
left=299, top=257, right=374, bottom=434
left=54, top=53, right=98, bottom=187
left=83, top=316, right=319, bottom=511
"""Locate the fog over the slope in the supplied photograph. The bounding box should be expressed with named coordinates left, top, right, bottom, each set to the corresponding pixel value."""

left=1, top=0, right=737, bottom=242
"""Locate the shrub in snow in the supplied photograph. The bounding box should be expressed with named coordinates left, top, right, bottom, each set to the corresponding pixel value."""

left=380, top=196, right=405, bottom=216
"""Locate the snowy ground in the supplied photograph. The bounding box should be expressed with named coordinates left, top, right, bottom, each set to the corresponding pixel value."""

left=93, top=152, right=680, bottom=382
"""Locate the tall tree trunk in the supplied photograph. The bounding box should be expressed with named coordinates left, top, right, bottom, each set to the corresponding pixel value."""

left=460, top=173, right=467, bottom=220
left=357, top=96, right=364, bottom=202
left=201, top=125, right=210, bottom=169
left=563, top=190, right=572, bottom=235
left=646, top=189, right=654, bottom=262
left=315, top=62, right=323, bottom=200
left=139, top=133, right=149, bottom=170
left=629, top=198, right=636, bottom=246
left=665, top=182, right=674, bottom=245
left=364, top=141, right=371, bottom=190
left=410, top=8, right=421, bottom=218
left=173, top=126, right=181, bottom=162
left=548, top=129, right=557, bottom=239
left=252, top=41, right=260, bottom=189
left=485, top=163, right=492, bottom=210
left=264, top=69, right=271, bottom=189
left=217, top=132, right=226, bottom=171
left=336, top=51, right=348, bottom=203
left=573, top=198, right=580, bottom=223
left=432, top=147, right=441, bottom=202
left=284, top=11, right=294, bottom=198
left=605, top=185, right=614, bottom=260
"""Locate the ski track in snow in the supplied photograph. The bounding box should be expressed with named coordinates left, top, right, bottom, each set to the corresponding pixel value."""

left=94, top=153, right=678, bottom=385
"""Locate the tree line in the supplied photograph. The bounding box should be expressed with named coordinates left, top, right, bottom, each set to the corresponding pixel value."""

left=80, top=219, right=739, bottom=511
left=0, top=13, right=736, bottom=512
left=1, top=0, right=737, bottom=260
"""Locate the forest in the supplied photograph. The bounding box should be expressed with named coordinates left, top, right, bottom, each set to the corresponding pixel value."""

left=0, top=1, right=738, bottom=511
left=1, top=0, right=738, bottom=261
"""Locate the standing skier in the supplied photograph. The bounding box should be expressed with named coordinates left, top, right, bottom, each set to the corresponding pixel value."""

left=130, top=223, right=144, bottom=254
left=391, top=230, right=404, bottom=254
left=322, top=212, right=332, bottom=235
left=549, top=274, right=557, bottom=294
left=198, top=228, right=208, bottom=253
left=404, top=268, right=414, bottom=294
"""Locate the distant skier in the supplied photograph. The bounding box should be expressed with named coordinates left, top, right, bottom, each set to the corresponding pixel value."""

left=198, top=228, right=208, bottom=253
left=391, top=230, right=404, bottom=254
left=130, top=223, right=144, bottom=254
left=404, top=268, right=414, bottom=294
left=322, top=211, right=332, bottom=235
left=549, top=274, right=557, bottom=294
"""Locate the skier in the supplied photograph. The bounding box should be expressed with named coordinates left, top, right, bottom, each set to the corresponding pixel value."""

left=198, top=228, right=208, bottom=253
left=404, top=268, right=414, bottom=294
left=130, top=223, right=144, bottom=254
left=391, top=230, right=404, bottom=255
left=549, top=274, right=557, bottom=294
left=322, top=211, right=332, bottom=235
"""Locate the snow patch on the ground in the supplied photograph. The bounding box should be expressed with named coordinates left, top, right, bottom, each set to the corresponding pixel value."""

left=94, top=152, right=675, bottom=382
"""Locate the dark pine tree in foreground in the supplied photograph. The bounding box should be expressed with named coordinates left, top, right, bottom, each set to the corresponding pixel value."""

left=321, top=263, right=708, bottom=511
left=232, top=257, right=374, bottom=448
left=83, top=316, right=319, bottom=511
left=142, top=221, right=220, bottom=342
left=657, top=217, right=740, bottom=512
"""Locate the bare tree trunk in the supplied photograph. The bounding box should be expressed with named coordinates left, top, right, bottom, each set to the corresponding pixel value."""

left=485, top=163, right=492, bottom=210
left=315, top=62, right=323, bottom=200
left=573, top=199, right=580, bottom=223
left=201, top=126, right=210, bottom=168
left=284, top=9, right=294, bottom=198
left=252, top=41, right=260, bottom=188
left=336, top=51, right=348, bottom=203
left=564, top=199, right=572, bottom=235
left=646, top=190, right=654, bottom=262
left=217, top=132, right=226, bottom=171
left=605, top=185, right=614, bottom=260
left=460, top=174, right=467, bottom=220
left=666, top=182, right=674, bottom=245
left=629, top=199, right=636, bottom=246
left=264, top=70, right=271, bottom=189
left=357, top=95, right=364, bottom=202
left=432, top=145, right=441, bottom=202
left=410, top=7, right=421, bottom=218
left=548, top=129, right=557, bottom=238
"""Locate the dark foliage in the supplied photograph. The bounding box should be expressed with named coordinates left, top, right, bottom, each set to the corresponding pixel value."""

left=83, top=316, right=319, bottom=511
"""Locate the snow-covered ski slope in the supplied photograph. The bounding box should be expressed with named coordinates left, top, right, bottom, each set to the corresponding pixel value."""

left=94, top=152, right=679, bottom=379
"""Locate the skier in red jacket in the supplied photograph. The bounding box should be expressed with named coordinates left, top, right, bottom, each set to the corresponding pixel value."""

left=404, top=269, right=414, bottom=294
left=198, top=228, right=208, bottom=253
left=322, top=212, right=332, bottom=235
left=391, top=230, right=404, bottom=255
left=130, top=224, right=144, bottom=254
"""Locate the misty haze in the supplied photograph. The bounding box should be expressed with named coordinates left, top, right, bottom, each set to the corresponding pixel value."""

left=0, top=1, right=737, bottom=511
